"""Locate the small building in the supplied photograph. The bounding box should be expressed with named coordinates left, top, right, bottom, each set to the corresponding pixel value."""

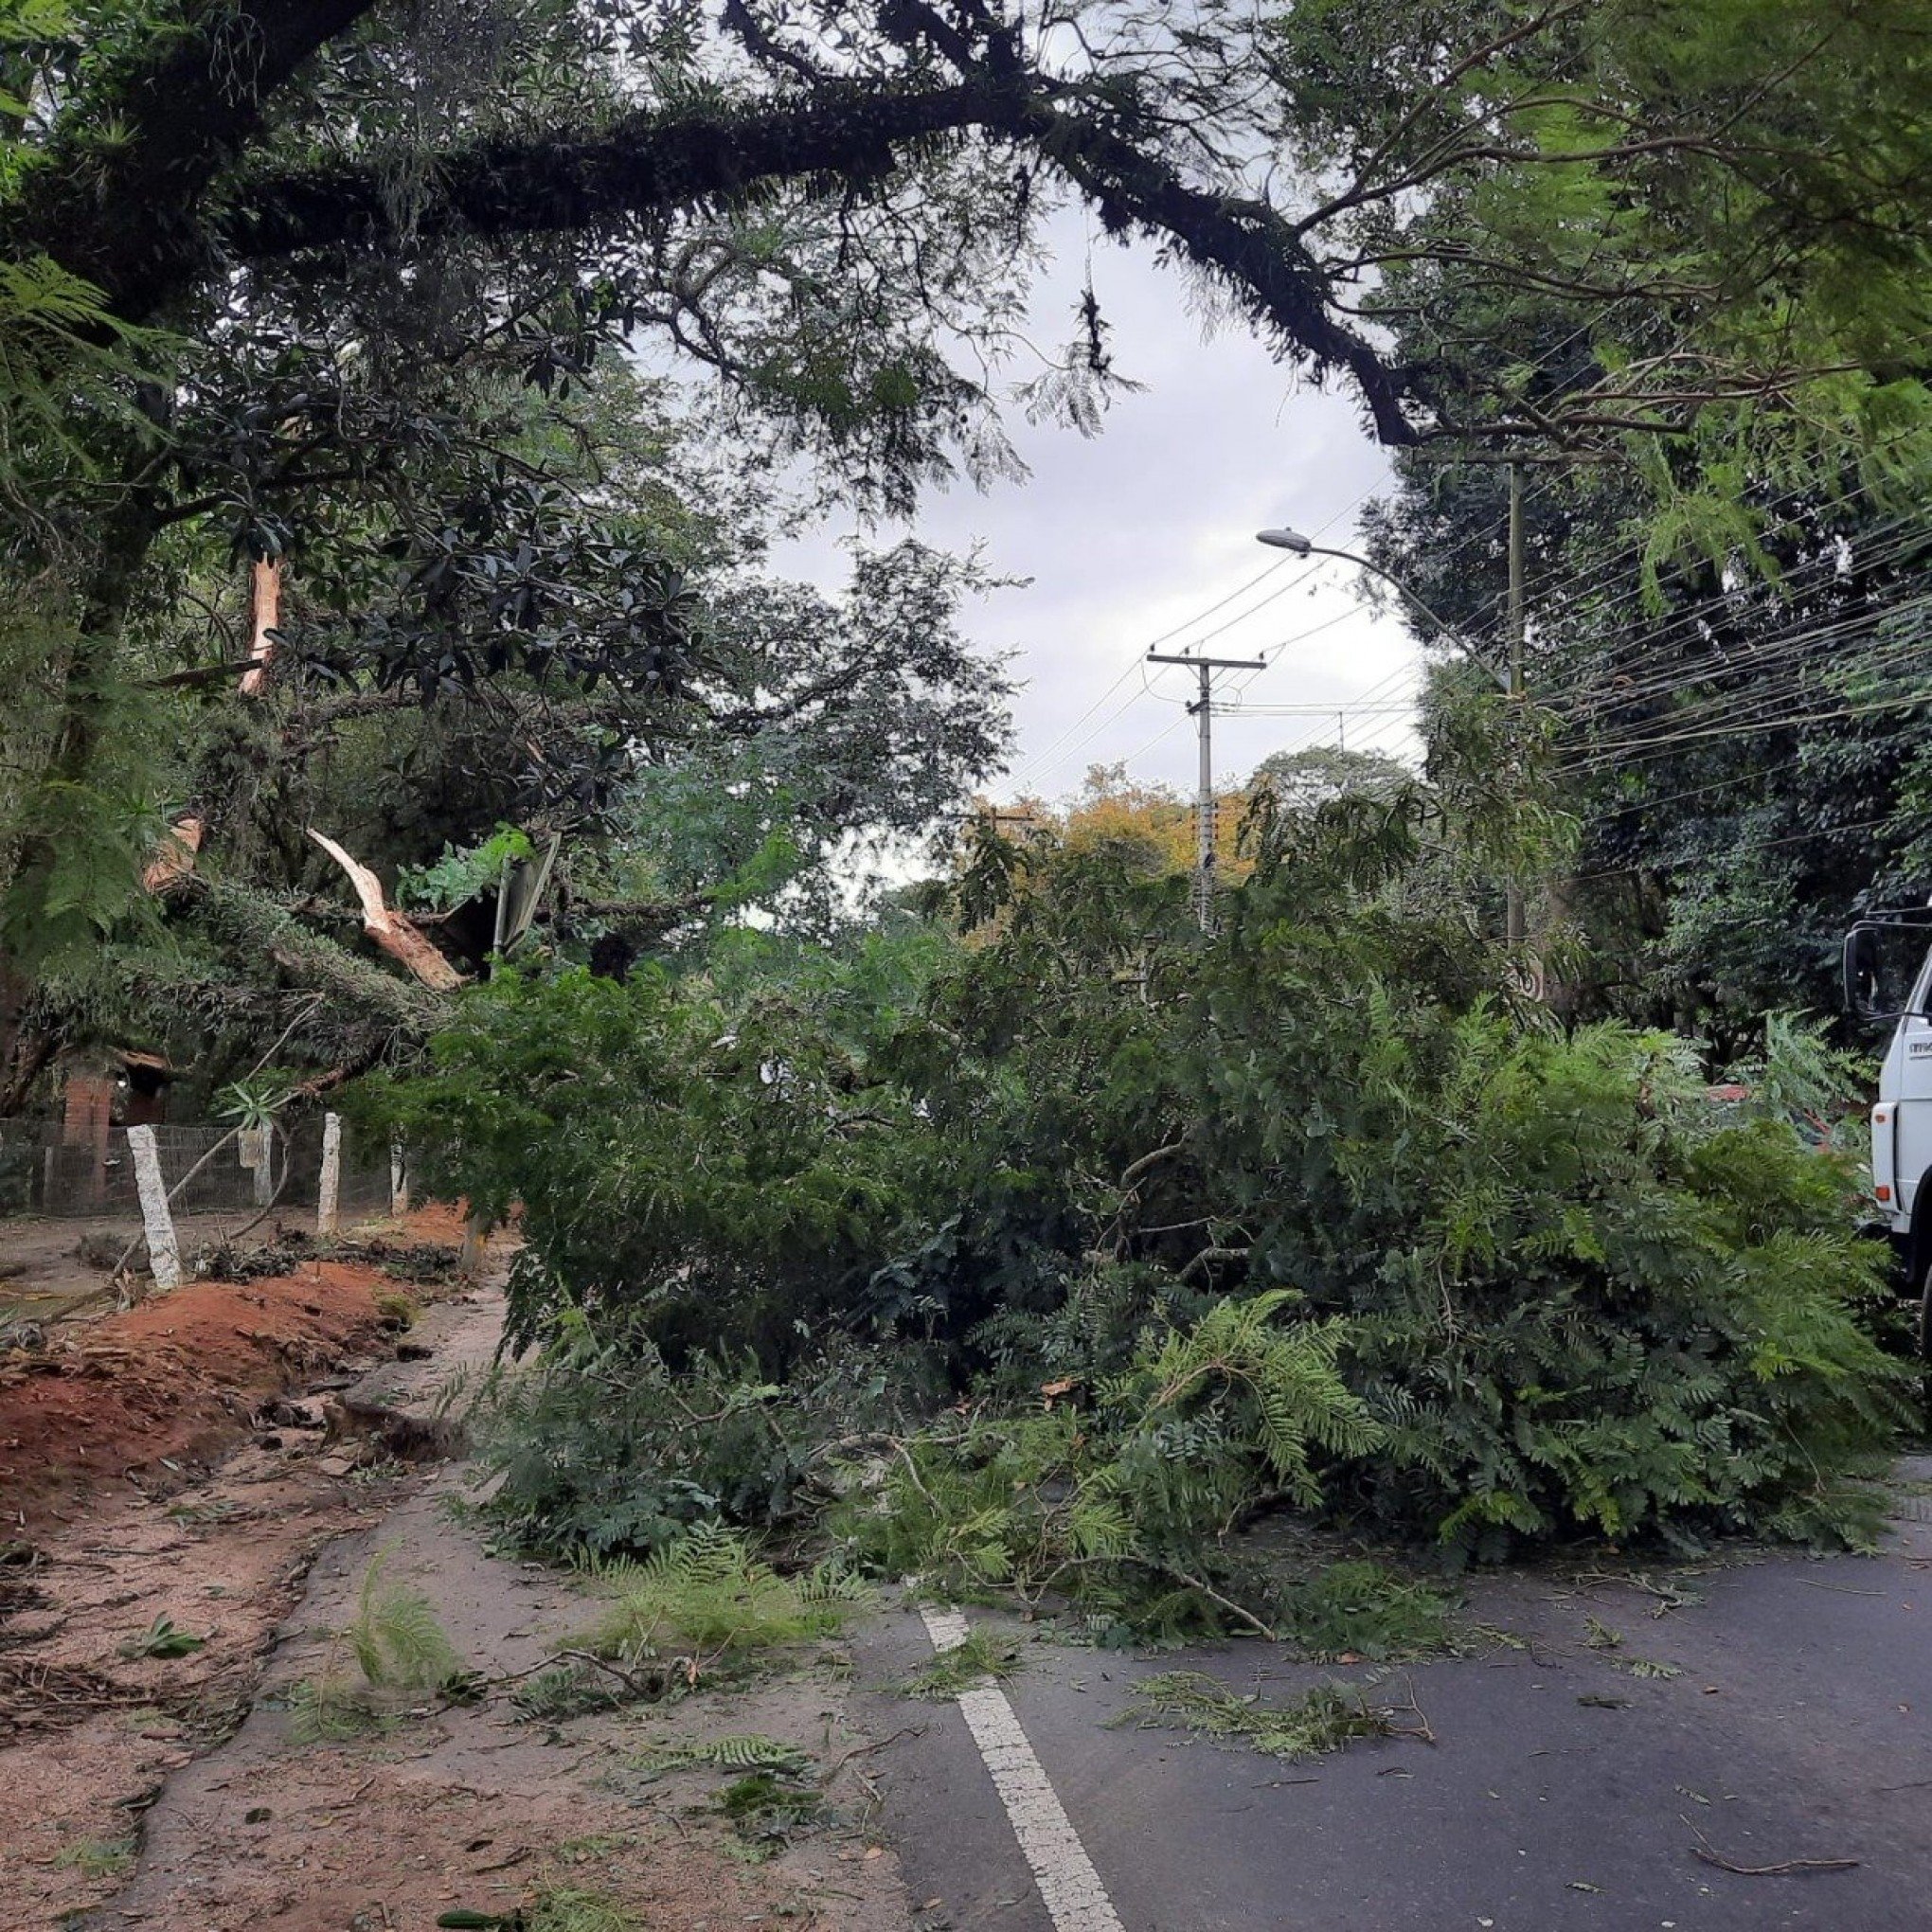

left=57, top=1046, right=177, bottom=1208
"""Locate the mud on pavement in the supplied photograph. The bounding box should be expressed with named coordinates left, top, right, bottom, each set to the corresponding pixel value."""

left=4, top=1257, right=914, bottom=1932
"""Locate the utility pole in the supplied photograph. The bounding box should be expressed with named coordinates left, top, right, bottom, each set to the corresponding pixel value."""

left=1504, top=459, right=1527, bottom=951
left=1147, top=650, right=1267, bottom=930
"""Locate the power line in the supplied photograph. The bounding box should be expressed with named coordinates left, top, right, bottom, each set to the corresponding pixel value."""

left=1556, top=598, right=1932, bottom=770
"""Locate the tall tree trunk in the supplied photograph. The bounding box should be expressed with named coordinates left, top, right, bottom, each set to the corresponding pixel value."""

left=0, top=479, right=162, bottom=1103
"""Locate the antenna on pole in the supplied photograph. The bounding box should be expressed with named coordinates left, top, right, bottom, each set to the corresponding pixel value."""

left=1147, top=650, right=1267, bottom=930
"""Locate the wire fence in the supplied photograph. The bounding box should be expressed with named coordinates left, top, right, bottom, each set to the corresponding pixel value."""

left=0, top=1114, right=398, bottom=1222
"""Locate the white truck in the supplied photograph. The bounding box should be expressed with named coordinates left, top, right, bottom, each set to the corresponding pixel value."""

left=1846, top=915, right=1932, bottom=1336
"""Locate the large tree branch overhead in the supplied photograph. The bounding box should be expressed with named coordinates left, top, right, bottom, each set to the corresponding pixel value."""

left=222, top=80, right=1418, bottom=440
left=19, top=0, right=1421, bottom=436
left=220, top=78, right=1016, bottom=255
left=13, top=0, right=383, bottom=322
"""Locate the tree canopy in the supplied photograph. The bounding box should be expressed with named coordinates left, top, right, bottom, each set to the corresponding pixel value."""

left=4, top=0, right=1929, bottom=1094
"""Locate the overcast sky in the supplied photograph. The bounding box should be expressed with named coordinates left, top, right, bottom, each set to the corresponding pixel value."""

left=769, top=221, right=1425, bottom=807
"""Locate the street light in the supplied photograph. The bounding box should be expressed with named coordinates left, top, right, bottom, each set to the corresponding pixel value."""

left=1256, top=527, right=1509, bottom=690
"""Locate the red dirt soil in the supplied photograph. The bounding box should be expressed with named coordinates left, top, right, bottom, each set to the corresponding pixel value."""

left=0, top=1207, right=472, bottom=1522
left=0, top=1262, right=388, bottom=1518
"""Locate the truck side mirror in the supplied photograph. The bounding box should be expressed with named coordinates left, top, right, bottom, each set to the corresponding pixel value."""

left=1845, top=921, right=1893, bottom=1019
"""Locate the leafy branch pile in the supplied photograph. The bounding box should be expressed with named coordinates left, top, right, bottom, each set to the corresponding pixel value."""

left=1112, top=1672, right=1412, bottom=1763
left=830, top=1292, right=1378, bottom=1637
left=381, top=771, right=1915, bottom=1629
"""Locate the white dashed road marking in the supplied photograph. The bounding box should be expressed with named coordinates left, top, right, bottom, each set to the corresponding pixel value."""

left=919, top=1604, right=1127, bottom=1932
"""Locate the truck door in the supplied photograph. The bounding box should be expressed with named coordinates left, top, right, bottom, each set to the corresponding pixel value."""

left=1892, top=947, right=1932, bottom=1221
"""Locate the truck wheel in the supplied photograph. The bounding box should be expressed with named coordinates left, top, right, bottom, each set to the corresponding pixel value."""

left=1908, top=1177, right=1932, bottom=1363
left=1915, top=1243, right=1932, bottom=1364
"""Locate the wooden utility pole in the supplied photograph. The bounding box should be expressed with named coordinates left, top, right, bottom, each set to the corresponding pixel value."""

left=1147, top=650, right=1267, bottom=930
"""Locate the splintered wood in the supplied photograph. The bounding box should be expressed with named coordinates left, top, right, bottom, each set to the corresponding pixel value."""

left=305, top=829, right=465, bottom=991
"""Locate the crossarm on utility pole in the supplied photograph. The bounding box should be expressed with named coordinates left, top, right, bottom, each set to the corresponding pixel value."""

left=1148, top=651, right=1268, bottom=931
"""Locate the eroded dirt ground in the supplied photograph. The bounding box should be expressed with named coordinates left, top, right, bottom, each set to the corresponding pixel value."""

left=2, top=1231, right=912, bottom=1932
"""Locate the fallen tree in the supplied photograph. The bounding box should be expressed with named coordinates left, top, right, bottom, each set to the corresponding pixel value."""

left=376, top=769, right=1915, bottom=1606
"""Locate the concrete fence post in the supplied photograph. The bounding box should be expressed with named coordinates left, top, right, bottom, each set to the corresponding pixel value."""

left=126, top=1125, right=183, bottom=1291
left=238, top=1123, right=274, bottom=1206
left=317, top=1111, right=342, bottom=1237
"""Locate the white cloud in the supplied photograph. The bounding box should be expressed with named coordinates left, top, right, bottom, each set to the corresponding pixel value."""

left=769, top=217, right=1425, bottom=805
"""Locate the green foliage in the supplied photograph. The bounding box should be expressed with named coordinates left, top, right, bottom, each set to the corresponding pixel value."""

left=1275, top=1562, right=1461, bottom=1664
left=346, top=1553, right=466, bottom=1691
left=471, top=1313, right=909, bottom=1560
left=373, top=1288, right=418, bottom=1332
left=287, top=1551, right=468, bottom=1742
left=116, top=1614, right=206, bottom=1660
left=1113, top=1672, right=1396, bottom=1763
left=835, top=1293, right=1378, bottom=1633
left=361, top=953, right=942, bottom=1366
left=510, top=1661, right=631, bottom=1724
left=635, top=1734, right=813, bottom=1777
left=715, top=1768, right=827, bottom=1855
left=1334, top=1020, right=1910, bottom=1554
left=285, top=1673, right=394, bottom=1745
left=528, top=1893, right=637, bottom=1932
left=396, top=825, right=535, bottom=915
left=901, top=1629, right=1022, bottom=1699
left=581, top=1523, right=866, bottom=1663
left=51, top=1835, right=134, bottom=1879
left=397, top=761, right=1912, bottom=1578
left=511, top=1890, right=638, bottom=1932
left=213, top=1071, right=296, bottom=1135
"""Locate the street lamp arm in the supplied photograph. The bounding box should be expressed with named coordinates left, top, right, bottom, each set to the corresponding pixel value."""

left=1256, top=528, right=1511, bottom=691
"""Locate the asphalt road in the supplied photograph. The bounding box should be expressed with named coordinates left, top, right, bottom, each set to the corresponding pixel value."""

left=854, top=1466, right=1932, bottom=1932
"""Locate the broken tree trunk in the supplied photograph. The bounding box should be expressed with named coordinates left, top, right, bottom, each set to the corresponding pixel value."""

left=140, top=816, right=204, bottom=893
left=306, top=829, right=465, bottom=992
left=239, top=557, right=280, bottom=697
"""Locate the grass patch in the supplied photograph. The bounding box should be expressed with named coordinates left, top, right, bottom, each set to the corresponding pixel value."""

left=901, top=1628, right=1021, bottom=1699
left=373, top=1288, right=419, bottom=1331
left=529, top=1889, right=639, bottom=1932
left=582, top=1524, right=867, bottom=1665
left=1113, top=1670, right=1419, bottom=1762
left=53, top=1836, right=134, bottom=1880
left=1275, top=1560, right=1461, bottom=1661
